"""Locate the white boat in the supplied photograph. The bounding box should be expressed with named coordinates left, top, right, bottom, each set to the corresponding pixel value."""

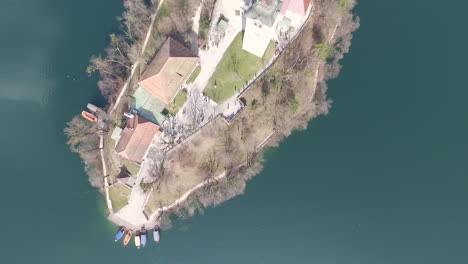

left=153, top=227, right=160, bottom=243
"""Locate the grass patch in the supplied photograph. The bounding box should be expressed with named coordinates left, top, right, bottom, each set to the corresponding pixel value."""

left=315, top=42, right=332, bottom=61
left=187, top=65, right=201, bottom=84
left=338, top=0, right=353, bottom=10
left=166, top=90, right=188, bottom=115
left=158, top=1, right=169, bottom=18
left=204, top=32, right=275, bottom=103
left=104, top=133, right=122, bottom=183
left=108, top=183, right=131, bottom=212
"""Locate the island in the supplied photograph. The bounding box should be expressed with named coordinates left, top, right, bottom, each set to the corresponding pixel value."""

left=65, top=0, right=359, bottom=241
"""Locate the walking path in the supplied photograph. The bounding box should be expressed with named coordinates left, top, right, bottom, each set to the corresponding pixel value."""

left=110, top=0, right=166, bottom=114
left=103, top=0, right=167, bottom=228
left=149, top=131, right=275, bottom=222
left=107, top=0, right=327, bottom=229
left=168, top=0, right=246, bottom=131
left=141, top=0, right=165, bottom=54
left=187, top=0, right=244, bottom=94
left=109, top=136, right=167, bottom=230
left=100, top=134, right=113, bottom=214
left=309, top=17, right=340, bottom=103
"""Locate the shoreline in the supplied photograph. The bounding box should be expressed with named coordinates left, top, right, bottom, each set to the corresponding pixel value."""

left=67, top=0, right=359, bottom=231
left=106, top=1, right=317, bottom=229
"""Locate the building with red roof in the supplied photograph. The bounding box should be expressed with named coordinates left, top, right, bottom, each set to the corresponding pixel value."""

left=138, top=38, right=199, bottom=105
left=280, top=0, right=312, bottom=15
left=115, top=114, right=160, bottom=163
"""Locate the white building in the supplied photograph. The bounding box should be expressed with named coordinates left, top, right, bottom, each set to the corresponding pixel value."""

left=242, top=0, right=282, bottom=57
left=242, top=0, right=312, bottom=57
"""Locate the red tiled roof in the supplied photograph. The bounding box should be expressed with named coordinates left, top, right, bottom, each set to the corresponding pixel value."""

left=116, top=115, right=160, bottom=163
left=138, top=38, right=199, bottom=104
left=280, top=0, right=311, bottom=15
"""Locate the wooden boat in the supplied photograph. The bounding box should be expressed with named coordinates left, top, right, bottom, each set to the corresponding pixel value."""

left=141, top=228, right=147, bottom=247
left=153, top=227, right=160, bottom=243
left=114, top=226, right=127, bottom=242
left=123, top=230, right=133, bottom=247
left=81, top=111, right=97, bottom=122
left=135, top=231, right=141, bottom=249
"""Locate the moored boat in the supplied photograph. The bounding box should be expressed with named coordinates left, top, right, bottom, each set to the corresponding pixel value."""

left=81, top=111, right=97, bottom=122
left=141, top=228, right=147, bottom=247
left=153, top=226, right=160, bottom=243
left=114, top=226, right=127, bottom=242
left=123, top=230, right=133, bottom=247
left=135, top=231, right=141, bottom=249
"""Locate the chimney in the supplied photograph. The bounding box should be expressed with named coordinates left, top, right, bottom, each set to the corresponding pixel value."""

left=132, top=114, right=139, bottom=129
left=124, top=112, right=135, bottom=130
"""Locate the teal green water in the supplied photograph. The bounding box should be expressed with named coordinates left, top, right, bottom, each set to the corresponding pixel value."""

left=1, top=0, right=467, bottom=263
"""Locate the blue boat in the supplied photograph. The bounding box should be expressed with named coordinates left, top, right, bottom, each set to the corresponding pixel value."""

left=141, top=228, right=147, bottom=247
left=153, top=226, right=160, bottom=243
left=114, top=227, right=127, bottom=242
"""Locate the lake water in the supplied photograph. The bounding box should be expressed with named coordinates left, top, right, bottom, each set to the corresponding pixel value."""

left=0, top=0, right=467, bottom=263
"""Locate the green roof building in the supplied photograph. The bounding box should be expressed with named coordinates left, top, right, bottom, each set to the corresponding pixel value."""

left=132, top=86, right=167, bottom=126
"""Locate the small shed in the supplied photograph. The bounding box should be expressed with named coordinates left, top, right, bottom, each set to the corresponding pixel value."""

left=216, top=17, right=229, bottom=35
left=116, top=167, right=135, bottom=187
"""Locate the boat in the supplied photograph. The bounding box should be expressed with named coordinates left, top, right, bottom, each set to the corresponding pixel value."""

left=81, top=111, right=97, bottom=122
left=135, top=231, right=141, bottom=249
left=114, top=226, right=127, bottom=242
left=123, top=230, right=133, bottom=247
left=153, top=226, right=160, bottom=243
left=141, top=228, right=147, bottom=247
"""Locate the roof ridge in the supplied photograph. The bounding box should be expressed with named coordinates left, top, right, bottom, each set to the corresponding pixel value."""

left=168, top=37, right=197, bottom=58
left=139, top=39, right=171, bottom=81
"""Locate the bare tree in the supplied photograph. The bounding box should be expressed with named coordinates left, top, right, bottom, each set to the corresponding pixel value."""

left=198, top=0, right=217, bottom=48
left=121, top=0, right=152, bottom=46
left=185, top=89, right=205, bottom=131
left=86, top=56, right=124, bottom=79
left=200, top=149, right=219, bottom=181
left=64, top=116, right=99, bottom=153
left=140, top=147, right=168, bottom=191
left=86, top=51, right=128, bottom=102
left=64, top=116, right=103, bottom=188
left=160, top=116, right=178, bottom=150
left=150, top=152, right=166, bottom=179
left=87, top=0, right=153, bottom=103
left=108, top=34, right=133, bottom=67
